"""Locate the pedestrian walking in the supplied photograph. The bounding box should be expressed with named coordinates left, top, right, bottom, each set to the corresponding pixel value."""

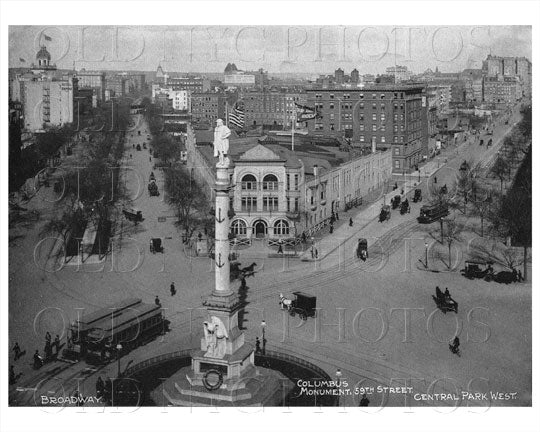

left=155, top=295, right=161, bottom=307
left=434, top=176, right=438, bottom=184
left=349, top=218, right=353, bottom=227
left=336, top=212, right=339, bottom=221
left=44, top=340, right=52, bottom=361
left=518, top=270, right=523, bottom=282
left=170, top=282, right=176, bottom=296
left=315, top=248, right=318, bottom=259
left=33, top=350, right=42, bottom=369
left=310, top=246, right=314, bottom=259
left=149, top=156, right=152, bottom=162
left=96, top=376, right=104, bottom=397
left=13, top=342, right=21, bottom=361
left=329, top=225, right=334, bottom=234
left=359, top=393, right=370, bottom=407
left=54, top=335, right=60, bottom=355
left=198, top=232, right=203, bottom=241
left=45, top=332, right=52, bottom=343
left=255, top=337, right=261, bottom=353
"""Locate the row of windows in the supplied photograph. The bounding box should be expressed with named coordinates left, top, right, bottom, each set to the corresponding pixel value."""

left=231, top=219, right=290, bottom=235
left=240, top=197, right=279, bottom=212
left=314, top=92, right=407, bottom=100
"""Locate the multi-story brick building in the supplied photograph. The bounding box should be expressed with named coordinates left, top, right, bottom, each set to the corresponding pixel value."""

left=76, top=70, right=106, bottom=101
left=191, top=92, right=227, bottom=124
left=306, top=84, right=428, bottom=173
left=240, top=90, right=306, bottom=129
left=485, top=55, right=532, bottom=98
left=167, top=76, right=210, bottom=93
left=106, top=75, right=127, bottom=97
left=483, top=75, right=521, bottom=107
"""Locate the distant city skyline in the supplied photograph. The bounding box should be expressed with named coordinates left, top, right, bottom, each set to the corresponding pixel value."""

left=9, top=25, right=531, bottom=76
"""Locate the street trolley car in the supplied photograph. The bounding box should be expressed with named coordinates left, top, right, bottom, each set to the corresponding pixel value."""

left=62, top=298, right=166, bottom=364
left=417, top=203, right=449, bottom=224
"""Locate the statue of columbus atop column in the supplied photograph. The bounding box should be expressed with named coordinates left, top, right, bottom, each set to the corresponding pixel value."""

left=213, top=119, right=231, bottom=167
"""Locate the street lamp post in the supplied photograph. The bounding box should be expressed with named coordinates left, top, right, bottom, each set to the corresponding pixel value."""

left=260, top=320, right=266, bottom=355
left=424, top=242, right=429, bottom=268
left=116, top=343, right=123, bottom=378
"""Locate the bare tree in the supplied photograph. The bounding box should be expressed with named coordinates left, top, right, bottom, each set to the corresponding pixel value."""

left=165, top=166, right=210, bottom=238
left=491, top=157, right=509, bottom=194
left=443, top=218, right=462, bottom=269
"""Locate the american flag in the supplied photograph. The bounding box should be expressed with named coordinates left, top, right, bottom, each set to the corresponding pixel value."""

left=228, top=102, right=245, bottom=129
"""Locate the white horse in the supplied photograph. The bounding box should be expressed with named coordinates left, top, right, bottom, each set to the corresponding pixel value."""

left=279, top=293, right=293, bottom=311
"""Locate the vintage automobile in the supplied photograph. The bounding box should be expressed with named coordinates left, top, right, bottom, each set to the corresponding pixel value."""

left=460, top=261, right=494, bottom=281
left=356, top=238, right=368, bottom=261
left=122, top=208, right=143, bottom=224
left=413, top=188, right=422, bottom=203
left=432, top=287, right=458, bottom=314
left=417, top=203, right=449, bottom=224
left=150, top=238, right=164, bottom=254
left=400, top=199, right=409, bottom=215
left=379, top=204, right=391, bottom=222
left=288, top=291, right=317, bottom=320
left=391, top=194, right=401, bottom=210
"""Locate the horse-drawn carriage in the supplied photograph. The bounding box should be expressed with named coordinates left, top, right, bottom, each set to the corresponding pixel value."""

left=379, top=205, right=391, bottom=222
left=122, top=208, right=143, bottom=224
left=412, top=188, right=422, bottom=203
left=460, top=260, right=494, bottom=281
left=391, top=195, right=401, bottom=209
left=148, top=180, right=159, bottom=196
left=279, top=292, right=317, bottom=320
left=432, top=287, right=458, bottom=314
left=356, top=238, right=368, bottom=261
left=400, top=199, right=410, bottom=215
left=150, top=238, right=163, bottom=254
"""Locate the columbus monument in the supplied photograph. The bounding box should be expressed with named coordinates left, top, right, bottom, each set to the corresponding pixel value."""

left=158, top=120, right=288, bottom=406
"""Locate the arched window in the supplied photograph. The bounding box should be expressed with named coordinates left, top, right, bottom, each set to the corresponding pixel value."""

left=231, top=219, right=247, bottom=236
left=263, top=174, right=278, bottom=191
left=241, top=174, right=257, bottom=190
left=274, top=219, right=289, bottom=236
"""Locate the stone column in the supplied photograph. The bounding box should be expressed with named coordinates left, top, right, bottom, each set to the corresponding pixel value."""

left=214, top=164, right=231, bottom=295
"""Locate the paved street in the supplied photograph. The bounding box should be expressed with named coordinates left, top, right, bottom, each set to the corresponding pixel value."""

left=9, top=105, right=531, bottom=408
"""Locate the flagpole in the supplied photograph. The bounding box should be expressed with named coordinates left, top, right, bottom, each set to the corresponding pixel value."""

left=292, top=106, right=295, bottom=152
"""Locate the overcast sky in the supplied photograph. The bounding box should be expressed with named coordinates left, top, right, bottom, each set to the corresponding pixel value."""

left=9, top=25, right=531, bottom=76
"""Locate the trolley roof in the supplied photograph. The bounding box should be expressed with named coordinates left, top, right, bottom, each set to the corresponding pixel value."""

left=74, top=298, right=143, bottom=330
